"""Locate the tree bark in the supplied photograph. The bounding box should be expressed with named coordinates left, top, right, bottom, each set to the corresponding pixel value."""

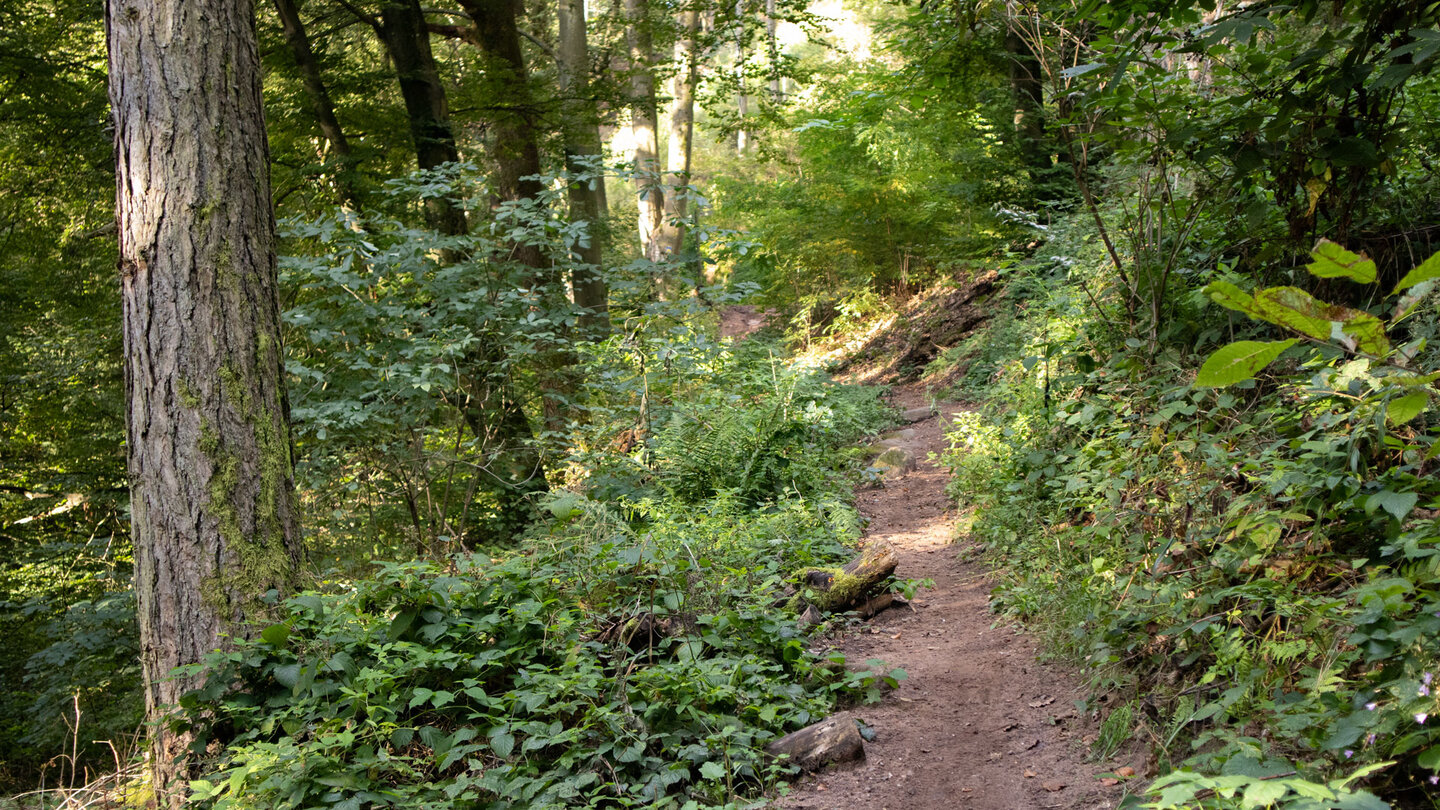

left=272, top=0, right=361, bottom=206
left=765, top=716, right=866, bottom=771
left=454, top=0, right=546, bottom=211
left=558, top=0, right=611, bottom=332
left=734, top=0, right=750, bottom=153
left=1005, top=19, right=1046, bottom=172
left=625, top=0, right=665, bottom=264
left=660, top=9, right=698, bottom=260
left=376, top=0, right=468, bottom=236
left=764, top=0, right=781, bottom=101
left=107, top=0, right=305, bottom=802
left=800, top=540, right=898, bottom=611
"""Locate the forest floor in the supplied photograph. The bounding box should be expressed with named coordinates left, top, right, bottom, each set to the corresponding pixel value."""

left=775, top=384, right=1139, bottom=810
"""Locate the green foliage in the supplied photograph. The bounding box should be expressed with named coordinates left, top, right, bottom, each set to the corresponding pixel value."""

left=708, top=4, right=1034, bottom=329
left=941, top=228, right=1440, bottom=803
left=178, top=365, right=891, bottom=808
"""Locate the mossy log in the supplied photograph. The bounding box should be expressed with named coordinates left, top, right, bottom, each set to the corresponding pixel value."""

left=765, top=716, right=865, bottom=771
left=801, top=540, right=898, bottom=611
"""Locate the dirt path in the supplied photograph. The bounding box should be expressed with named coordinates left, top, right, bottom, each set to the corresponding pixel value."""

left=778, top=386, right=1127, bottom=810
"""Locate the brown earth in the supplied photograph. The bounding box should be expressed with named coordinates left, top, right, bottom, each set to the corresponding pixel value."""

left=775, top=385, right=1137, bottom=810
left=719, top=305, right=776, bottom=340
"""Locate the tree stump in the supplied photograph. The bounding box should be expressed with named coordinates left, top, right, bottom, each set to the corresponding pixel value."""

left=766, top=716, right=865, bottom=771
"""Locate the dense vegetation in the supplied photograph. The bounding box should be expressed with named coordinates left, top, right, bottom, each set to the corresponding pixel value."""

left=3, top=0, right=1440, bottom=807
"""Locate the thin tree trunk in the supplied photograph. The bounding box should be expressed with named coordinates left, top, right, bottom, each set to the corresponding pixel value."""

left=107, top=0, right=305, bottom=802
left=734, top=0, right=749, bottom=153
left=661, top=9, right=698, bottom=259
left=377, top=0, right=468, bottom=236
left=1005, top=23, right=1046, bottom=172
left=558, top=0, right=610, bottom=332
left=765, top=0, right=780, bottom=101
left=625, top=0, right=665, bottom=263
left=272, top=0, right=361, bottom=206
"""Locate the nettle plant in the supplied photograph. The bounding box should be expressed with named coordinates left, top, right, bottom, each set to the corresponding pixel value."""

left=1195, top=242, right=1440, bottom=794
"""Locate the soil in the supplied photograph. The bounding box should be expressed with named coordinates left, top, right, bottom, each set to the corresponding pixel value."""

left=776, top=385, right=1137, bottom=810
left=719, top=305, right=775, bottom=340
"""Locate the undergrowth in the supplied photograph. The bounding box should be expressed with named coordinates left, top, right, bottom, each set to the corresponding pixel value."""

left=177, top=337, right=898, bottom=809
left=939, top=243, right=1440, bottom=808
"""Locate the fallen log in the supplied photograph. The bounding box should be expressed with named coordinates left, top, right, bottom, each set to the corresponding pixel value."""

left=765, top=716, right=865, bottom=771
left=801, top=540, right=898, bottom=611
left=856, top=592, right=895, bottom=619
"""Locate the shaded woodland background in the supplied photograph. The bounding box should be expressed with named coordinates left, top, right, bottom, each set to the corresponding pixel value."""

left=3, top=0, right=1440, bottom=807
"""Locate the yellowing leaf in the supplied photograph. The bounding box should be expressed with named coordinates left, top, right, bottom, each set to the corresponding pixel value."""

left=1336, top=313, right=1391, bottom=357
left=1392, top=250, right=1440, bottom=294
left=1196, top=340, right=1298, bottom=387
left=1308, top=240, right=1377, bottom=284
left=1252, top=286, right=1336, bottom=340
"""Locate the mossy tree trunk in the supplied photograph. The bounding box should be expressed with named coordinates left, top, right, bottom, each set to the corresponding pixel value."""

left=107, top=0, right=305, bottom=802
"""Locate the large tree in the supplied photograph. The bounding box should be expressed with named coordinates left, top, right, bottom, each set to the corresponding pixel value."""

left=106, top=0, right=305, bottom=800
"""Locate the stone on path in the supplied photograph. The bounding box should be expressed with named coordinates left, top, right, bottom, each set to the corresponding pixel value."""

left=899, top=406, right=934, bottom=423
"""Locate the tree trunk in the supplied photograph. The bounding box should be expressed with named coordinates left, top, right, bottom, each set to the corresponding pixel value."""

left=455, top=0, right=546, bottom=213
left=377, top=0, right=468, bottom=236
left=800, top=540, right=898, bottom=611
left=660, top=9, right=698, bottom=260
left=457, top=0, right=574, bottom=434
left=107, top=0, right=305, bottom=802
left=625, top=0, right=665, bottom=263
left=1005, top=22, right=1046, bottom=172
left=558, top=0, right=611, bottom=332
left=734, top=0, right=749, bottom=153
left=272, top=0, right=361, bottom=206
left=765, top=0, right=781, bottom=101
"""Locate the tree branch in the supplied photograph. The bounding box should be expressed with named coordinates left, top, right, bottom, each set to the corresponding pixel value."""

left=331, top=0, right=382, bottom=33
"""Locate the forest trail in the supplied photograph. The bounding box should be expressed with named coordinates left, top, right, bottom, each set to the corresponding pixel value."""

left=778, top=385, right=1126, bottom=810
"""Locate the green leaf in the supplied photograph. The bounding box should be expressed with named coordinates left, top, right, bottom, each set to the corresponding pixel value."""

left=388, top=607, right=419, bottom=641
left=699, top=761, right=727, bottom=780
left=1333, top=791, right=1391, bottom=810
left=1308, top=240, right=1377, bottom=284
left=1196, top=340, right=1298, bottom=387
left=259, top=622, right=291, bottom=648
left=1417, top=745, right=1440, bottom=769
left=1205, top=279, right=1258, bottom=314
left=1393, top=250, right=1440, bottom=294
left=1365, top=490, right=1418, bottom=522
left=489, top=730, right=515, bottom=758
left=273, top=662, right=301, bottom=689
left=1386, top=391, right=1428, bottom=426
left=1241, top=779, right=1288, bottom=807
